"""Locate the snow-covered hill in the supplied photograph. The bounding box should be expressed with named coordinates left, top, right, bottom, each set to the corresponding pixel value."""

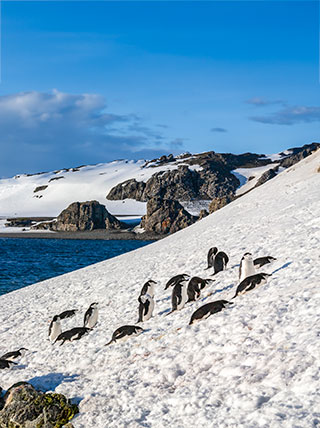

left=0, top=149, right=319, bottom=427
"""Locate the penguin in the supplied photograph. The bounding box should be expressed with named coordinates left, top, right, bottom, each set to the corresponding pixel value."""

left=48, top=315, right=62, bottom=343
left=138, top=293, right=154, bottom=322
left=187, top=277, right=213, bottom=302
left=105, top=325, right=144, bottom=346
left=189, top=300, right=233, bottom=325
left=239, top=252, right=255, bottom=282
left=1, top=348, right=28, bottom=361
left=84, top=302, right=99, bottom=328
left=54, top=327, right=91, bottom=346
left=140, top=280, right=157, bottom=298
left=171, top=279, right=188, bottom=312
left=233, top=273, right=271, bottom=298
left=164, top=274, right=190, bottom=290
left=0, top=359, right=17, bottom=369
left=254, top=256, right=276, bottom=269
left=206, top=248, right=229, bottom=274
left=206, top=247, right=218, bottom=269
left=58, top=309, right=78, bottom=320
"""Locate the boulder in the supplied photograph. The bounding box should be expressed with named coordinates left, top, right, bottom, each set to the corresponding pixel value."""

left=255, top=168, right=278, bottom=187
left=0, top=382, right=78, bottom=428
left=140, top=197, right=197, bottom=234
left=209, top=194, right=235, bottom=214
left=198, top=209, right=209, bottom=220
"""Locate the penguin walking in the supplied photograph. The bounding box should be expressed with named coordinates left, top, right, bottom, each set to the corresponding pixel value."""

left=187, top=277, right=213, bottom=302
left=138, top=293, right=154, bottom=322
left=140, top=280, right=156, bottom=298
left=1, top=348, right=28, bottom=361
left=239, top=252, right=255, bottom=282
left=54, top=327, right=91, bottom=346
left=58, top=309, right=78, bottom=320
left=233, top=273, right=271, bottom=298
left=84, top=303, right=99, bottom=328
left=165, top=274, right=189, bottom=290
left=189, top=300, right=233, bottom=325
left=206, top=247, right=229, bottom=274
left=254, top=256, right=276, bottom=269
left=105, top=325, right=144, bottom=346
left=0, top=359, right=17, bottom=369
left=170, top=279, right=188, bottom=313
left=48, top=315, right=62, bottom=343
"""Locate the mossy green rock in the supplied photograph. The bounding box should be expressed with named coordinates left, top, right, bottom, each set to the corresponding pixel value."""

left=0, top=382, right=78, bottom=428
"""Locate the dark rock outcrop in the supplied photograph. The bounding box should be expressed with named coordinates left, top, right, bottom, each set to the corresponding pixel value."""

left=5, top=217, right=54, bottom=228
left=107, top=179, right=146, bottom=201
left=209, top=195, right=235, bottom=214
left=140, top=197, right=198, bottom=234
left=33, top=201, right=126, bottom=232
left=255, top=167, right=278, bottom=187
left=34, top=185, right=48, bottom=193
left=198, top=209, right=209, bottom=220
left=0, top=382, right=78, bottom=428
left=278, top=142, right=320, bottom=168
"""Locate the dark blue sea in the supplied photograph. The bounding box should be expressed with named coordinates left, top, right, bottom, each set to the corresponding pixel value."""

left=0, top=238, right=152, bottom=296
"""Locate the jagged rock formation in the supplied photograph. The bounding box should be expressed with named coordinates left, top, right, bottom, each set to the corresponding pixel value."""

left=198, top=209, right=209, bottom=219
left=33, top=201, right=125, bottom=232
left=209, top=195, right=235, bottom=213
left=0, top=382, right=78, bottom=428
left=255, top=167, right=278, bottom=187
left=140, top=197, right=198, bottom=234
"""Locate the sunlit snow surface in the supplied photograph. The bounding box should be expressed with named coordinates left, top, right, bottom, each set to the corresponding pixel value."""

left=0, top=150, right=320, bottom=427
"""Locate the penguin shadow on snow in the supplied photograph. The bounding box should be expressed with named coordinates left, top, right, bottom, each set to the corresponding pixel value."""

left=27, top=372, right=80, bottom=392
left=271, top=261, right=292, bottom=275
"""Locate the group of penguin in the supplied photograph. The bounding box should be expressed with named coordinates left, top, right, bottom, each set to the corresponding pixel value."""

left=0, top=248, right=276, bottom=369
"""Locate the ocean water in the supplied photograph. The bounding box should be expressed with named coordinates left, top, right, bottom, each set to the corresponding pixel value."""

left=0, top=238, right=152, bottom=296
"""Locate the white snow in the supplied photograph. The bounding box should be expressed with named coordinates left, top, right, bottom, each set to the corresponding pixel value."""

left=232, top=163, right=280, bottom=196
left=0, top=158, right=202, bottom=218
left=0, top=149, right=320, bottom=427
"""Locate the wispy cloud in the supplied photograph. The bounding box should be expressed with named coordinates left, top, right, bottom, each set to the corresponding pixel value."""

left=250, top=105, right=320, bottom=125
left=0, top=90, right=170, bottom=176
left=246, top=97, right=285, bottom=107
left=211, top=127, right=227, bottom=133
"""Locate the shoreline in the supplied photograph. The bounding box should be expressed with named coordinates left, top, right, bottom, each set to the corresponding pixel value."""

left=0, top=229, right=164, bottom=241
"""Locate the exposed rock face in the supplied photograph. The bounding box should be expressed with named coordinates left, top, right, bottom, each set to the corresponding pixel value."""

left=209, top=195, right=235, bottom=214
left=0, top=382, right=78, bottom=428
left=34, top=185, right=48, bottom=193
left=140, top=197, right=198, bottom=234
left=107, top=179, right=146, bottom=201
left=33, top=201, right=125, bottom=231
left=198, top=209, right=209, bottom=220
left=278, top=142, right=320, bottom=168
left=255, top=168, right=278, bottom=187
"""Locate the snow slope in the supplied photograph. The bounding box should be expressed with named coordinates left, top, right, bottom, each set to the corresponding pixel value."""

left=0, top=150, right=320, bottom=427
left=0, top=159, right=200, bottom=218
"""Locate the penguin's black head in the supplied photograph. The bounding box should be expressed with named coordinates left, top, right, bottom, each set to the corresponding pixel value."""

left=19, top=347, right=28, bottom=351
left=52, top=315, right=60, bottom=322
left=90, top=302, right=99, bottom=307
left=148, top=280, right=157, bottom=284
left=212, top=247, right=218, bottom=255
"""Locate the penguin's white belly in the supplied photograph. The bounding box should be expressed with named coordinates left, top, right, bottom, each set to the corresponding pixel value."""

left=177, top=287, right=187, bottom=310
left=87, top=310, right=98, bottom=328
left=240, top=263, right=256, bottom=282
left=50, top=323, right=62, bottom=342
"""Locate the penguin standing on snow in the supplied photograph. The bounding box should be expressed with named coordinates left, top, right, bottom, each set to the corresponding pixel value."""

left=187, top=277, right=213, bottom=302
left=254, top=256, right=276, bottom=269
left=233, top=273, right=271, bottom=298
left=54, top=327, right=91, bottom=346
left=239, top=252, right=255, bottom=282
left=48, top=315, right=62, bottom=343
left=206, top=247, right=229, bottom=274
left=189, top=300, right=233, bottom=325
left=170, top=279, right=188, bottom=313
left=139, top=280, right=156, bottom=298
left=105, top=325, right=144, bottom=346
left=1, top=348, right=28, bottom=361
left=84, top=302, right=99, bottom=328
left=138, top=293, right=155, bottom=322
left=165, top=274, right=190, bottom=290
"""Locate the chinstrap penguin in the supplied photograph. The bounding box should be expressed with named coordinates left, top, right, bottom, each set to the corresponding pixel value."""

left=58, top=309, right=78, bottom=320
left=138, top=293, right=155, bottom=322
left=187, top=277, right=213, bottom=302
left=140, top=280, right=156, bottom=298
left=48, top=315, right=62, bottom=343
left=0, top=359, right=17, bottom=369
left=189, top=300, right=233, bottom=325
left=84, top=302, right=99, bottom=328
left=254, top=256, right=276, bottom=268
left=1, top=348, right=28, bottom=361
left=165, top=274, right=190, bottom=290
left=206, top=247, right=229, bottom=274
left=239, top=252, right=255, bottom=282
left=105, top=325, right=144, bottom=346
left=233, top=273, right=271, bottom=298
left=54, top=327, right=91, bottom=346
left=170, top=279, right=188, bottom=313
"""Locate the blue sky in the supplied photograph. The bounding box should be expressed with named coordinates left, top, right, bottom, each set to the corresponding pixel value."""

left=0, top=1, right=319, bottom=177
